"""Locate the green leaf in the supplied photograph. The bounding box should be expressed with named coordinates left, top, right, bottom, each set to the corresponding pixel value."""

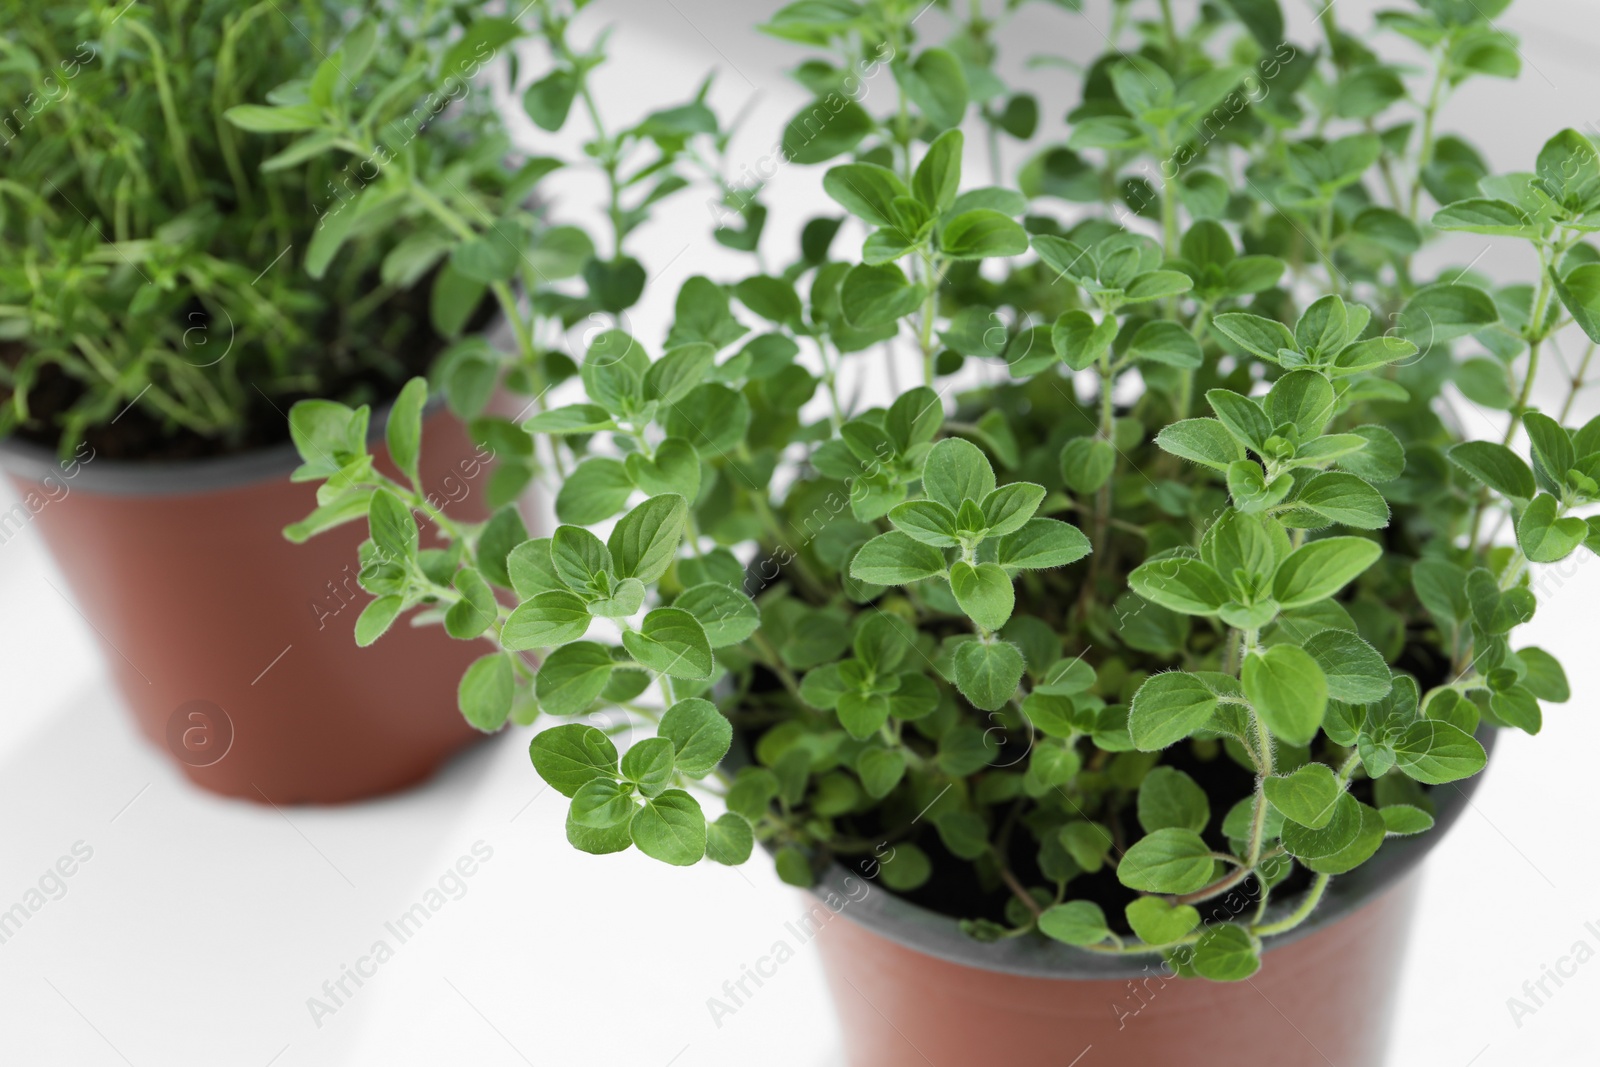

left=886, top=387, right=945, bottom=452
left=1433, top=198, right=1539, bottom=238
left=840, top=263, right=925, bottom=328
left=923, top=437, right=997, bottom=510
left=355, top=595, right=403, bottom=647
left=1038, top=901, right=1111, bottom=946
left=1394, top=719, right=1489, bottom=784
left=1116, top=828, right=1215, bottom=894
left=1123, top=271, right=1194, bottom=303
left=1448, top=441, right=1536, bottom=501
left=1156, top=419, right=1248, bottom=472
left=878, top=844, right=932, bottom=891
left=644, top=344, right=718, bottom=405
left=507, top=539, right=563, bottom=600
left=1554, top=263, right=1600, bottom=344
left=837, top=691, right=892, bottom=740
left=734, top=276, right=803, bottom=324
left=551, top=525, right=612, bottom=593
left=1263, top=763, right=1343, bottom=828
left=1398, top=283, right=1500, bottom=345
left=556, top=458, right=635, bottom=525
left=897, top=47, right=969, bottom=130
left=1524, top=412, right=1575, bottom=493
left=445, top=567, right=499, bottom=639
left=674, top=583, right=759, bottom=647
left=1060, top=438, right=1116, bottom=494
left=889, top=500, right=962, bottom=546
left=534, top=642, right=614, bottom=715
left=1267, top=371, right=1336, bottom=438
left=630, top=789, right=706, bottom=866
left=1206, top=390, right=1272, bottom=451
left=781, top=97, right=874, bottom=164
left=1220, top=0, right=1284, bottom=47
left=706, top=812, right=755, bottom=865
left=1303, top=801, right=1386, bottom=875
left=949, top=561, right=1016, bottom=631
left=566, top=811, right=632, bottom=855
left=658, top=698, right=732, bottom=778
left=1280, top=791, right=1361, bottom=860
left=1125, top=897, right=1200, bottom=946
left=1243, top=645, right=1328, bottom=746
left=1518, top=647, right=1570, bottom=702
left=1271, top=537, right=1382, bottom=609
left=368, top=489, right=418, bottom=561
left=503, top=591, right=591, bottom=649
left=1137, top=767, right=1210, bottom=833
left=1129, top=672, right=1219, bottom=751
left=1302, top=628, right=1393, bottom=703
left=1061, top=820, right=1116, bottom=875
left=951, top=640, right=1025, bottom=711
left=451, top=226, right=521, bottom=285
left=1517, top=493, right=1586, bottom=562
left=775, top=845, right=816, bottom=887
left=529, top=724, right=619, bottom=797
left=1536, top=128, right=1600, bottom=207
left=570, top=779, right=637, bottom=830
left=1192, top=924, right=1261, bottom=981
left=622, top=608, right=714, bottom=680
left=941, top=210, right=1029, bottom=260
left=1286, top=472, right=1391, bottom=530
left=1466, top=567, right=1536, bottom=635
left=224, top=103, right=322, bottom=132
left=996, top=519, right=1091, bottom=570
left=1380, top=805, right=1435, bottom=835
left=384, top=378, right=427, bottom=486
left=531, top=404, right=617, bottom=435
left=980, top=483, right=1046, bottom=537
left=1211, top=313, right=1297, bottom=363
left=1051, top=311, right=1119, bottom=371
left=1128, top=321, right=1203, bottom=368
left=850, top=531, right=947, bottom=584
left=823, top=163, right=910, bottom=227
left=621, top=736, right=677, bottom=794
left=585, top=257, right=647, bottom=314
left=1128, top=557, right=1231, bottom=616
left=856, top=748, right=908, bottom=799
left=524, top=69, right=578, bottom=131
left=913, top=129, right=964, bottom=212
left=609, top=494, right=688, bottom=582
left=625, top=438, right=701, bottom=501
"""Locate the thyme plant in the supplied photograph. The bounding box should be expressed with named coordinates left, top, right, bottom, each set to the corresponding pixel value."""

left=290, top=0, right=1595, bottom=979
left=0, top=0, right=710, bottom=461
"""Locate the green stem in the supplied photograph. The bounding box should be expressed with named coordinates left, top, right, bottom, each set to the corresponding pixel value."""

left=1407, top=53, right=1450, bottom=222
left=1253, top=872, right=1331, bottom=938
left=918, top=251, right=940, bottom=385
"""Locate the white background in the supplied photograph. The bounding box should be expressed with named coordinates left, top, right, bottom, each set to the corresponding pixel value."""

left=3, top=2, right=1598, bottom=1064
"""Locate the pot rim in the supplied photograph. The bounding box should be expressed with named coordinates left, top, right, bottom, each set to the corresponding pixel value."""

left=0, top=315, right=512, bottom=497
left=809, top=725, right=1498, bottom=980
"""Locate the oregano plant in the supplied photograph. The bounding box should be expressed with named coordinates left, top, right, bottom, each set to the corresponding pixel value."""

left=289, top=0, right=1592, bottom=980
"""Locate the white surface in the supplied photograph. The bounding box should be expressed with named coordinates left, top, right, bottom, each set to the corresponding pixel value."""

left=4, top=2, right=1600, bottom=1064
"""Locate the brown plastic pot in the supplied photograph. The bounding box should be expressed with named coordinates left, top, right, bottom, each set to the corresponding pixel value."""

left=807, top=732, right=1494, bottom=1067
left=1, top=398, right=502, bottom=804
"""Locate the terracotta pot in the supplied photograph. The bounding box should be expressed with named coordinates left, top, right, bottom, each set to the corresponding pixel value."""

left=0, top=399, right=504, bottom=804
left=808, top=733, right=1494, bottom=1067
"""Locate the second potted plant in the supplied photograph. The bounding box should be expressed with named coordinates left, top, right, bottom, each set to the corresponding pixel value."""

left=290, top=0, right=1586, bottom=1059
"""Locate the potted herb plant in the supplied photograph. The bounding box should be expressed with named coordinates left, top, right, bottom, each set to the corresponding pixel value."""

left=0, top=1, right=714, bottom=801
left=290, top=0, right=1592, bottom=1060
